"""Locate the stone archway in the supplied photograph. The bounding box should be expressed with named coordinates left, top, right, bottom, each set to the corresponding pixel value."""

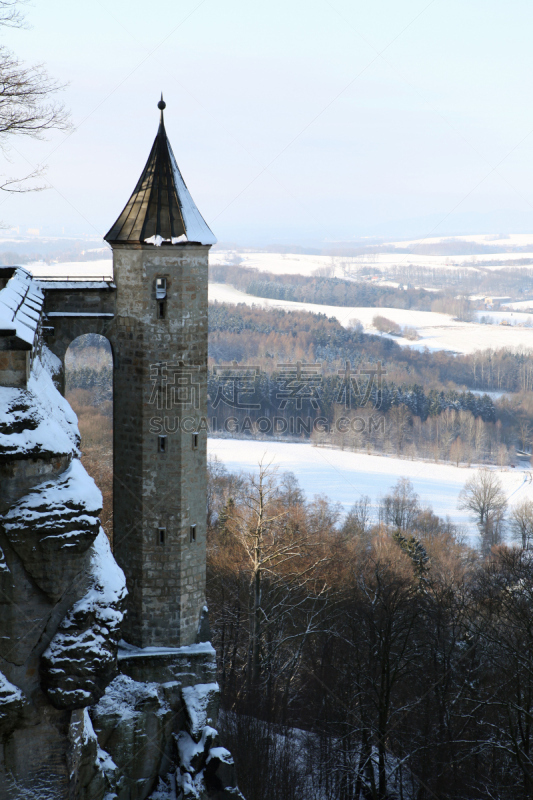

left=44, top=316, right=114, bottom=393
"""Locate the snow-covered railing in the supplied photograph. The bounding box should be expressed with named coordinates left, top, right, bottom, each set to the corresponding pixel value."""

left=36, top=276, right=114, bottom=284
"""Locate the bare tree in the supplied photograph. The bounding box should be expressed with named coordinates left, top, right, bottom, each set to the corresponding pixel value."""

left=226, top=459, right=324, bottom=696
left=450, top=436, right=464, bottom=467
left=341, top=495, right=372, bottom=540
left=0, top=0, right=70, bottom=192
left=373, top=315, right=401, bottom=335
left=380, top=477, right=420, bottom=532
left=388, top=403, right=411, bottom=454
left=510, top=499, right=533, bottom=550
left=458, top=468, right=507, bottom=552
left=0, top=1, right=25, bottom=29
left=497, top=443, right=509, bottom=468
left=518, top=420, right=532, bottom=453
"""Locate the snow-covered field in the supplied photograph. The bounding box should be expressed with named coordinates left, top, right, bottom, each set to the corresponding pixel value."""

left=506, top=299, right=533, bottom=311
left=209, top=282, right=533, bottom=354
left=475, top=310, right=533, bottom=325
left=211, top=236, right=533, bottom=279
left=23, top=232, right=533, bottom=283
left=22, top=248, right=533, bottom=353
left=208, top=438, right=532, bottom=543
left=28, top=248, right=533, bottom=284
left=24, top=254, right=533, bottom=354
left=390, top=233, right=533, bottom=248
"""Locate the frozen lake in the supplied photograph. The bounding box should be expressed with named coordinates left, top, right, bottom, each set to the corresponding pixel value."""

left=208, top=437, right=532, bottom=543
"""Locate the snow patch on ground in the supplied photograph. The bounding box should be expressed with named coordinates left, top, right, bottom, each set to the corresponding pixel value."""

left=208, top=438, right=531, bottom=542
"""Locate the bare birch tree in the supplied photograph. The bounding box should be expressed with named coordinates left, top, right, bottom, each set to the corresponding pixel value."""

left=458, top=468, right=507, bottom=552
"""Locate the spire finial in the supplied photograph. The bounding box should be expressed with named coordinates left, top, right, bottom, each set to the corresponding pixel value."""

left=158, top=93, right=166, bottom=126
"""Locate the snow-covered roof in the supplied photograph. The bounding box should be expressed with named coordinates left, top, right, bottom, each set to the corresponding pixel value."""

left=0, top=267, right=43, bottom=347
left=104, top=103, right=216, bottom=247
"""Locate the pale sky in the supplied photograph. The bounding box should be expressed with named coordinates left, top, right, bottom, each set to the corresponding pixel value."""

left=3, top=0, right=533, bottom=244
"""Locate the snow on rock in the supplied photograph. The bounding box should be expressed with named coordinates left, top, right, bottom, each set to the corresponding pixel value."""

left=0, top=347, right=79, bottom=461
left=175, top=726, right=218, bottom=773
left=91, top=673, right=163, bottom=722
left=181, top=683, right=219, bottom=740
left=175, top=725, right=241, bottom=799
left=176, top=769, right=204, bottom=799
left=0, top=546, right=9, bottom=574
left=204, top=746, right=240, bottom=797
left=67, top=708, right=107, bottom=799
left=206, top=747, right=232, bottom=765
left=90, top=673, right=173, bottom=797
left=40, top=530, right=127, bottom=709
left=39, top=344, right=62, bottom=385
left=3, top=459, right=102, bottom=601
left=0, top=670, right=30, bottom=738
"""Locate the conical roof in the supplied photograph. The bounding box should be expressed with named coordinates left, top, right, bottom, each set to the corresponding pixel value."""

left=104, top=99, right=216, bottom=246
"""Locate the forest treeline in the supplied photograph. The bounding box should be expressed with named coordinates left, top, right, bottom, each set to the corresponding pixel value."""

left=209, top=260, right=532, bottom=316
left=208, top=303, right=533, bottom=394
left=69, top=307, right=533, bottom=395
left=209, top=263, right=445, bottom=311
left=66, top=309, right=533, bottom=464
left=206, top=304, right=533, bottom=461
left=351, top=262, right=533, bottom=296
left=207, top=459, right=533, bottom=800
left=208, top=384, right=519, bottom=467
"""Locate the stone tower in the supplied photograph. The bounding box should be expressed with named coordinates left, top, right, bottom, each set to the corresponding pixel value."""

left=105, top=97, right=216, bottom=648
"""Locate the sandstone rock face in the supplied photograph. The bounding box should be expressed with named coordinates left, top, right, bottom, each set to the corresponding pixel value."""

left=0, top=457, right=106, bottom=669
left=0, top=350, right=79, bottom=469
left=0, top=537, right=59, bottom=665
left=68, top=709, right=108, bottom=800
left=89, top=654, right=244, bottom=800
left=181, top=683, right=219, bottom=739
left=0, top=282, right=244, bottom=799
left=90, top=673, right=175, bottom=799
left=3, top=459, right=102, bottom=602
left=0, top=347, right=130, bottom=799
left=41, top=530, right=127, bottom=710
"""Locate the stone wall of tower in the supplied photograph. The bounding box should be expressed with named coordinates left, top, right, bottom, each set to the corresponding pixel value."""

left=109, top=243, right=208, bottom=648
